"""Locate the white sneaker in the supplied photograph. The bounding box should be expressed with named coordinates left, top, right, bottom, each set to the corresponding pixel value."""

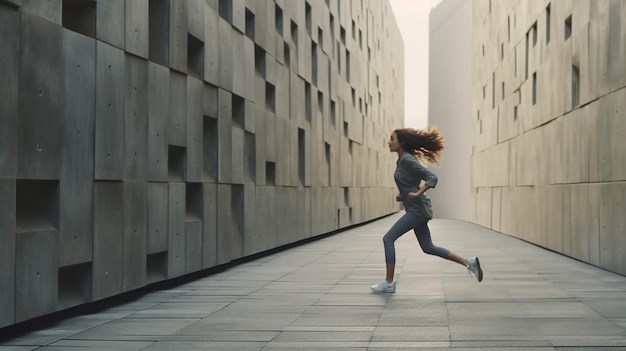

left=370, top=280, right=396, bottom=293
left=467, top=257, right=483, bottom=282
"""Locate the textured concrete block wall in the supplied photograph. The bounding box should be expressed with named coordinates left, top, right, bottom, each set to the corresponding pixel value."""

left=0, top=0, right=403, bottom=327
left=472, top=0, right=626, bottom=276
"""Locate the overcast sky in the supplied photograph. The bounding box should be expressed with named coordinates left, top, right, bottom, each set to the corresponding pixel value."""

left=388, top=0, right=443, bottom=128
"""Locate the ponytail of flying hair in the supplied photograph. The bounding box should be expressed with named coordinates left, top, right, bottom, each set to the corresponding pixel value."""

left=393, top=125, right=445, bottom=165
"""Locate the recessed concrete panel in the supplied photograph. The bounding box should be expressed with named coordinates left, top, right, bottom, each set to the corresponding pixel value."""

left=569, top=184, right=591, bottom=262
left=169, top=0, right=188, bottom=73
left=125, top=0, right=149, bottom=58
left=147, top=62, right=170, bottom=182
left=231, top=125, right=245, bottom=184
left=96, top=0, right=124, bottom=48
left=297, top=187, right=311, bottom=239
left=186, top=77, right=203, bottom=182
left=242, top=183, right=257, bottom=255
left=169, top=71, right=188, bottom=146
left=185, top=220, right=202, bottom=273
left=20, top=0, right=60, bottom=23
left=124, top=55, right=149, bottom=180
left=122, top=181, right=147, bottom=292
left=15, top=230, right=57, bottom=323
left=202, top=183, right=217, bottom=268
left=0, top=7, right=18, bottom=178
left=168, top=182, right=186, bottom=278
left=60, top=29, right=95, bottom=267
left=18, top=12, right=63, bottom=179
left=147, top=182, right=168, bottom=254
left=93, top=181, right=123, bottom=301
left=0, top=180, right=15, bottom=328
left=95, top=41, right=125, bottom=180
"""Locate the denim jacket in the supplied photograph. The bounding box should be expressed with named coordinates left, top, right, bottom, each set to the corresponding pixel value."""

left=394, top=153, right=438, bottom=219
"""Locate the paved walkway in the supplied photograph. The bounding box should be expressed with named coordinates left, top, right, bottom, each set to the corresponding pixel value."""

left=2, top=213, right=626, bottom=350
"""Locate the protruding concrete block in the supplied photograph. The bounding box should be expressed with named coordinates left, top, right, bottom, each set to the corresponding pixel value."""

left=93, top=181, right=123, bottom=301
left=185, top=220, right=202, bottom=273
left=60, top=29, right=95, bottom=267
left=15, top=230, right=58, bottom=323
left=0, top=180, right=15, bottom=328
left=20, top=0, right=60, bottom=23
left=18, top=12, right=63, bottom=179
left=169, top=0, right=188, bottom=73
left=204, top=6, right=220, bottom=85
left=168, top=183, right=186, bottom=278
left=147, top=62, right=170, bottom=182
left=218, top=17, right=233, bottom=91
left=122, top=181, right=147, bottom=292
left=187, top=77, right=204, bottom=182
left=202, top=183, right=218, bottom=268
left=125, top=0, right=149, bottom=59
left=95, top=41, right=125, bottom=180
left=169, top=71, right=188, bottom=147
left=0, top=7, right=18, bottom=178
left=232, top=31, right=245, bottom=96
left=124, top=55, right=148, bottom=180
left=218, top=89, right=233, bottom=183
left=147, top=182, right=169, bottom=254
left=96, top=0, right=124, bottom=48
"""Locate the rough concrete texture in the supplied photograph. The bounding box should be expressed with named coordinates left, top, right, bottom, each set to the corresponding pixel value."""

left=471, top=0, right=626, bottom=276
left=0, top=0, right=404, bottom=328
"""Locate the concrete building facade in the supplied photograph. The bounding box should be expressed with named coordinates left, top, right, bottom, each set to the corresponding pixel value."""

left=472, top=0, right=626, bottom=276
left=0, top=0, right=404, bottom=327
left=428, top=0, right=473, bottom=221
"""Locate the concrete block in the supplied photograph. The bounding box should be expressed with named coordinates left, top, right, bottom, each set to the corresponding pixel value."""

left=232, top=124, right=245, bottom=184
left=95, top=41, right=125, bottom=180
left=217, top=184, right=244, bottom=263
left=569, top=184, right=590, bottom=262
left=169, top=71, right=188, bottom=146
left=0, top=7, right=18, bottom=178
left=15, top=230, right=57, bottom=323
left=187, top=77, right=203, bottom=182
left=185, top=220, right=202, bottom=273
left=254, top=107, right=267, bottom=185
left=0, top=180, right=15, bottom=328
left=538, top=185, right=563, bottom=252
left=0, top=0, right=20, bottom=8
left=297, top=187, right=311, bottom=239
left=125, top=0, right=149, bottom=58
left=96, top=0, right=124, bottom=48
left=244, top=99, right=255, bottom=133
left=148, top=0, right=170, bottom=66
left=598, top=89, right=626, bottom=182
left=275, top=186, right=296, bottom=246
left=218, top=89, right=233, bottom=183
left=232, top=31, right=245, bottom=96
left=202, top=183, right=218, bottom=268
left=204, top=6, right=220, bottom=85
left=588, top=183, right=602, bottom=267
left=254, top=185, right=275, bottom=252
left=122, top=181, right=147, bottom=292
left=203, top=115, right=219, bottom=182
left=232, top=0, right=245, bottom=33
left=598, top=182, right=626, bottom=275
left=218, top=17, right=233, bottom=91
left=124, top=55, right=149, bottom=180
left=187, top=0, right=205, bottom=39
left=60, top=29, right=95, bottom=266
left=18, top=12, right=63, bottom=179
left=20, top=0, right=60, bottom=23
left=169, top=0, right=188, bottom=73
left=93, top=181, right=123, bottom=301
left=242, top=183, right=256, bottom=255
left=243, top=37, right=255, bottom=101
left=147, top=182, right=168, bottom=254
left=147, top=62, right=169, bottom=182
left=203, top=82, right=219, bottom=118
left=168, top=182, right=186, bottom=278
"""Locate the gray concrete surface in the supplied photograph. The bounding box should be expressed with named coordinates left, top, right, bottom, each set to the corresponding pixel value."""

left=1, top=212, right=626, bottom=350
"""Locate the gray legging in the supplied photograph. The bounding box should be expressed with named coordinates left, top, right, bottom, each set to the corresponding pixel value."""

left=383, top=212, right=450, bottom=264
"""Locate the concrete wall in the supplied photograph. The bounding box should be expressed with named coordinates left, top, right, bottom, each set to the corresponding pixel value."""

left=472, top=0, right=626, bottom=276
left=0, top=0, right=404, bottom=327
left=428, top=0, right=473, bottom=221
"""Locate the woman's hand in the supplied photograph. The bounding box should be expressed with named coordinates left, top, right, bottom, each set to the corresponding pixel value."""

left=395, top=194, right=402, bottom=201
left=407, top=192, right=418, bottom=199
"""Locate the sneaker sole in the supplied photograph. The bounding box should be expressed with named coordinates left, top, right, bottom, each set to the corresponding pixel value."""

left=475, top=257, right=483, bottom=282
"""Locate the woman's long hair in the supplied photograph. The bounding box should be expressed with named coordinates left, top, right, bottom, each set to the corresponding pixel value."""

left=394, top=125, right=444, bottom=165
